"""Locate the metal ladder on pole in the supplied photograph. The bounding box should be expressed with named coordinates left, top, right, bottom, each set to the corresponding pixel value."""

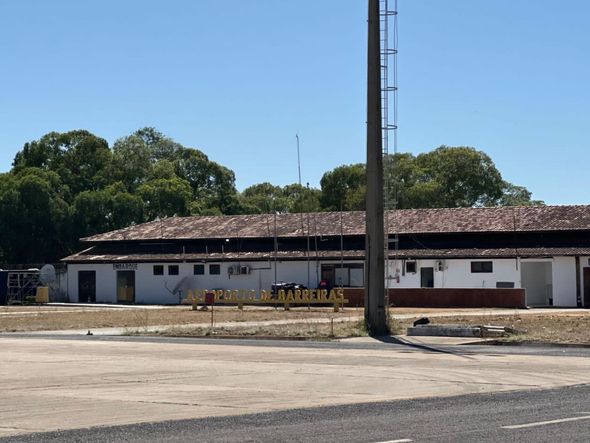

left=380, top=0, right=398, bottom=318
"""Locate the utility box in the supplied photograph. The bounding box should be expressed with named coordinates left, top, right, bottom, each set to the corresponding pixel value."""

left=36, top=286, right=49, bottom=303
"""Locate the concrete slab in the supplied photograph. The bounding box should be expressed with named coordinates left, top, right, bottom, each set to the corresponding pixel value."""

left=339, top=335, right=491, bottom=346
left=0, top=336, right=589, bottom=438
left=407, top=324, right=482, bottom=337
left=395, top=335, right=494, bottom=346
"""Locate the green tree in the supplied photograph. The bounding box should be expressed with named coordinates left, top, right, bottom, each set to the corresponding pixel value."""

left=138, top=177, right=192, bottom=219
left=322, top=146, right=540, bottom=211
left=112, top=129, right=241, bottom=214
left=4, top=127, right=246, bottom=262
left=173, top=148, right=240, bottom=214
left=410, top=146, right=504, bottom=207
left=284, top=184, right=322, bottom=213
left=12, top=130, right=111, bottom=198
left=0, top=168, right=70, bottom=263
left=71, top=184, right=145, bottom=239
left=239, top=183, right=322, bottom=214
left=497, top=182, right=544, bottom=206
left=240, top=182, right=290, bottom=213
left=319, top=164, right=366, bottom=211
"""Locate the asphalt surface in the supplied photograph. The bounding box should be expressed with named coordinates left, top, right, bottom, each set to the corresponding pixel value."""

left=7, top=333, right=590, bottom=358
left=4, top=383, right=590, bottom=443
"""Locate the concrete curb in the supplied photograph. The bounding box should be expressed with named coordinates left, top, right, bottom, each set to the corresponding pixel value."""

left=470, top=340, right=590, bottom=349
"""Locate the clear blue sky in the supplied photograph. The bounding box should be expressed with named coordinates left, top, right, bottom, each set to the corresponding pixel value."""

left=1, top=0, right=588, bottom=204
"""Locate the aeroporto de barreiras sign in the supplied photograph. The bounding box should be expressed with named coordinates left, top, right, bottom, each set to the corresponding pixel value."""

left=185, top=288, right=349, bottom=312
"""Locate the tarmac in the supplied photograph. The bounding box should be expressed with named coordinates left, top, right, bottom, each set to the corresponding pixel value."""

left=1, top=334, right=589, bottom=438
left=1, top=306, right=589, bottom=438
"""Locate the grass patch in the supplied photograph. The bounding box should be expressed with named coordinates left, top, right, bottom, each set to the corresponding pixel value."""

left=149, top=319, right=368, bottom=340
left=3, top=305, right=589, bottom=345
left=390, top=313, right=590, bottom=344
left=0, top=305, right=363, bottom=332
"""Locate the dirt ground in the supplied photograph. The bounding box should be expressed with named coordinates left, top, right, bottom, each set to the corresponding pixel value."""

left=2, top=305, right=590, bottom=344
left=152, top=312, right=590, bottom=343
left=0, top=305, right=501, bottom=333
left=404, top=312, right=590, bottom=345
left=0, top=305, right=363, bottom=332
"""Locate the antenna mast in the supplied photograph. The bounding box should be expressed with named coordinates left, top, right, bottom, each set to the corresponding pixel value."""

left=296, top=133, right=302, bottom=187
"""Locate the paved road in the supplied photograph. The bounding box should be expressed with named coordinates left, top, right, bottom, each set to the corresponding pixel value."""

left=9, top=333, right=590, bottom=357
left=4, top=383, right=590, bottom=442
left=1, top=336, right=590, bottom=440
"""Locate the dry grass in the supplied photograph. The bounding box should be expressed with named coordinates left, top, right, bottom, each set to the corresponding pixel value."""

left=392, top=313, right=590, bottom=344
left=0, top=306, right=363, bottom=332
left=2, top=305, right=590, bottom=344
left=144, top=319, right=368, bottom=340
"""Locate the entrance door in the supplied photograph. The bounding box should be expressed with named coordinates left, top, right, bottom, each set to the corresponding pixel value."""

left=117, top=271, right=135, bottom=303
left=521, top=262, right=553, bottom=306
left=78, top=271, right=96, bottom=303
left=584, top=268, right=590, bottom=308
left=420, top=267, right=434, bottom=288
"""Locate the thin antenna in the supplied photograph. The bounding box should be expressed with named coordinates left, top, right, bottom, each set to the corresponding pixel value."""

left=296, top=134, right=305, bottom=231
left=296, top=133, right=302, bottom=187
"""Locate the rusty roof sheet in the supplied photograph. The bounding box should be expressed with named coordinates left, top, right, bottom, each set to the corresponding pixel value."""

left=62, top=247, right=590, bottom=263
left=81, top=205, right=590, bottom=243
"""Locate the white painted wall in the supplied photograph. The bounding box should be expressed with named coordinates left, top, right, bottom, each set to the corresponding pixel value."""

left=67, top=263, right=117, bottom=303
left=66, top=256, right=581, bottom=306
left=552, top=257, right=577, bottom=307
left=67, top=261, right=322, bottom=304
left=387, top=259, right=521, bottom=290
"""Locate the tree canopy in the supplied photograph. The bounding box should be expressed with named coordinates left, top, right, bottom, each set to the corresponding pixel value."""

left=320, top=146, right=542, bottom=210
left=0, top=131, right=542, bottom=265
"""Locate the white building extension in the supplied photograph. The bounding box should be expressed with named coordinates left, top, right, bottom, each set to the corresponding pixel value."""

left=63, top=206, right=590, bottom=308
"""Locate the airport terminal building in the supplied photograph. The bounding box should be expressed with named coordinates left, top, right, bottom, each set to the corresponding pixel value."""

left=62, top=205, right=590, bottom=308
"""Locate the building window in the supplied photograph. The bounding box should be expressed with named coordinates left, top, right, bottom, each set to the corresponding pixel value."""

left=321, top=263, right=364, bottom=287
left=153, top=265, right=164, bottom=276
left=168, top=265, right=179, bottom=275
left=193, top=264, right=205, bottom=275
left=209, top=264, right=221, bottom=275
left=405, top=261, right=417, bottom=274
left=471, top=261, right=493, bottom=273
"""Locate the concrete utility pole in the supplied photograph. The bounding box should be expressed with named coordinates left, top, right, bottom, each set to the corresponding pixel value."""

left=365, top=0, right=388, bottom=335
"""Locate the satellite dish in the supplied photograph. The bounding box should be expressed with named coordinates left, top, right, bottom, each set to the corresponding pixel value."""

left=39, top=264, right=57, bottom=285
left=172, top=276, right=189, bottom=295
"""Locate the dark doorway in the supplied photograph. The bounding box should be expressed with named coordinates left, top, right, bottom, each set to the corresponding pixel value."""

left=78, top=271, right=96, bottom=303
left=117, top=271, right=135, bottom=303
left=0, top=271, right=9, bottom=305
left=420, top=267, right=434, bottom=288
left=584, top=268, right=590, bottom=308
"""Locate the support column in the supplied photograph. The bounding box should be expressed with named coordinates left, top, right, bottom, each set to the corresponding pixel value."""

left=365, top=0, right=387, bottom=335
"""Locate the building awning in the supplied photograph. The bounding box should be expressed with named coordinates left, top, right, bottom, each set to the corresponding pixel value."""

left=62, top=246, right=590, bottom=264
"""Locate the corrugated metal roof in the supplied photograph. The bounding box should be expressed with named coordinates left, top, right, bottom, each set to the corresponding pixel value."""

left=81, top=205, right=590, bottom=243
left=62, top=247, right=590, bottom=263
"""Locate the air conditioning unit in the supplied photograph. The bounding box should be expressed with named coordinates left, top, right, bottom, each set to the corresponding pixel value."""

left=228, top=265, right=240, bottom=275
left=240, top=265, right=251, bottom=275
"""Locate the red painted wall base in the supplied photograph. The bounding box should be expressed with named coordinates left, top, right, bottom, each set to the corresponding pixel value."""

left=343, top=288, right=526, bottom=309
